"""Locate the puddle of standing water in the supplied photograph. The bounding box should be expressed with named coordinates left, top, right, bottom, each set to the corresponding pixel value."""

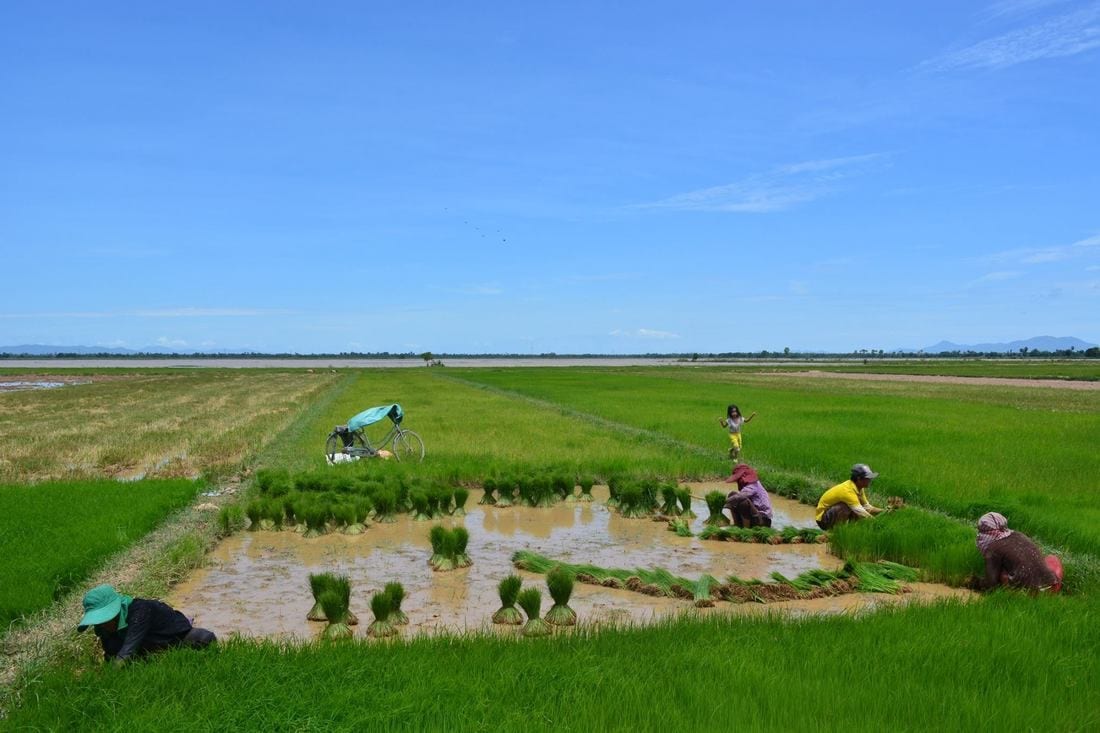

left=0, top=381, right=83, bottom=392
left=169, top=484, right=972, bottom=640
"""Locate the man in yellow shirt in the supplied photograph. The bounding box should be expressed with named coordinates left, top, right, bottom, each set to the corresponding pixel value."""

left=815, top=464, right=884, bottom=530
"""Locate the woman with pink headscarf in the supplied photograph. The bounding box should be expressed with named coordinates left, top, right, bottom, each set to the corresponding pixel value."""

left=976, top=512, right=1063, bottom=593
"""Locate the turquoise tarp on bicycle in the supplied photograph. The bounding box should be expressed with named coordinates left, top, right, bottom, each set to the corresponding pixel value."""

left=347, top=404, right=404, bottom=432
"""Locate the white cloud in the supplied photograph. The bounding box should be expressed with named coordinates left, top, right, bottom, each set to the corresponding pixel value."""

left=983, top=0, right=1072, bottom=21
left=156, top=336, right=188, bottom=347
left=973, top=270, right=1023, bottom=284
left=609, top=328, right=680, bottom=339
left=923, top=3, right=1100, bottom=71
left=989, top=233, right=1100, bottom=265
left=636, top=154, right=886, bottom=214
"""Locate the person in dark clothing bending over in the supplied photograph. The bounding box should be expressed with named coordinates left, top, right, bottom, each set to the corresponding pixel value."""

left=77, top=584, right=216, bottom=664
left=721, top=463, right=773, bottom=528
left=975, top=512, right=1063, bottom=593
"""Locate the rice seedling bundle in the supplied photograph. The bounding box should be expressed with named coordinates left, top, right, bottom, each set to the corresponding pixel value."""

left=436, top=486, right=454, bottom=517
left=479, top=478, right=497, bottom=505
left=318, top=590, right=353, bottom=640
left=606, top=475, right=623, bottom=508
left=452, top=487, right=469, bottom=517
left=667, top=518, right=693, bottom=537
left=411, top=491, right=431, bottom=521
left=660, top=484, right=679, bottom=516
left=453, top=526, right=472, bottom=568
left=333, top=502, right=360, bottom=534
left=425, top=490, right=441, bottom=519
left=675, top=487, right=695, bottom=518
left=495, top=478, right=515, bottom=507
left=302, top=503, right=329, bottom=538
left=282, top=496, right=298, bottom=529
left=367, top=591, right=396, bottom=638
left=704, top=491, right=727, bottom=526
left=517, top=587, right=552, bottom=637
left=217, top=505, right=246, bottom=536
left=384, top=582, right=408, bottom=625
left=492, top=574, right=524, bottom=625
left=245, top=500, right=265, bottom=531
left=551, top=474, right=573, bottom=501
left=262, top=499, right=284, bottom=530
left=428, top=525, right=450, bottom=571
left=353, top=497, right=373, bottom=529
left=578, top=477, right=595, bottom=502
left=616, top=482, right=651, bottom=518
left=692, top=575, right=719, bottom=607
left=544, top=566, right=577, bottom=626
left=534, top=477, right=556, bottom=508
left=307, top=572, right=338, bottom=621
left=373, top=488, right=398, bottom=523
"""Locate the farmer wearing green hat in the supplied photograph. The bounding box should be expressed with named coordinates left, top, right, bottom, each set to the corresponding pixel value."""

left=77, top=584, right=216, bottom=664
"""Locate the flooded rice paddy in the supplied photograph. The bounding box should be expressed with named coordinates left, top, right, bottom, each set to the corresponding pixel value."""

left=171, top=483, right=970, bottom=640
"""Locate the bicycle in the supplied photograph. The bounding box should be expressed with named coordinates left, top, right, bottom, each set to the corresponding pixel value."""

left=325, top=403, right=425, bottom=463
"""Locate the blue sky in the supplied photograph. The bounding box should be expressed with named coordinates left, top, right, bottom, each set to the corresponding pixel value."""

left=2, top=1, right=1098, bottom=353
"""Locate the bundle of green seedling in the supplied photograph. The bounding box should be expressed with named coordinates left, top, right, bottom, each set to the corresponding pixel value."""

left=306, top=573, right=358, bottom=628
left=479, top=478, right=498, bottom=505
left=384, top=582, right=408, bottom=625
left=544, top=565, right=578, bottom=626
left=492, top=574, right=524, bottom=625
left=615, top=478, right=660, bottom=518
left=666, top=518, right=694, bottom=537
left=699, top=525, right=827, bottom=545
left=367, top=590, right=397, bottom=638
left=427, top=525, right=472, bottom=571
left=704, top=491, right=728, bottom=527
left=517, top=587, right=552, bottom=637
left=576, top=477, right=595, bottom=502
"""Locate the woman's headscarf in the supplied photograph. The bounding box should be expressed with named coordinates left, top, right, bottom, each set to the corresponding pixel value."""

left=976, top=512, right=1012, bottom=556
left=726, top=463, right=759, bottom=488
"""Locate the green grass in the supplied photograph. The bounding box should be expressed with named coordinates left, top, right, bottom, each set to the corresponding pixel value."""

left=7, top=596, right=1097, bottom=732
left=450, top=367, right=1100, bottom=555
left=0, top=479, right=201, bottom=630
left=266, top=369, right=726, bottom=479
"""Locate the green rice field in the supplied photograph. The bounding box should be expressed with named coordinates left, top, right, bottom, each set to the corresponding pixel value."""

left=0, top=479, right=200, bottom=630
left=2, top=365, right=1098, bottom=730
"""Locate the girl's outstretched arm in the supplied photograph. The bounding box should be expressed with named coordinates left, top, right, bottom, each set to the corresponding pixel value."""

left=744, top=411, right=758, bottom=423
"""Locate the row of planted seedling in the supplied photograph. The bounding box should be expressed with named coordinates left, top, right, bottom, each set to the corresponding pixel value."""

left=306, top=572, right=408, bottom=640
left=511, top=550, right=919, bottom=605
left=240, top=483, right=472, bottom=536
left=480, top=474, right=596, bottom=507
left=605, top=476, right=696, bottom=519
left=694, top=524, right=828, bottom=544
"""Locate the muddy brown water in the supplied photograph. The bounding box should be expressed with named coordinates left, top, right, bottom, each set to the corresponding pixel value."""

left=169, top=484, right=971, bottom=640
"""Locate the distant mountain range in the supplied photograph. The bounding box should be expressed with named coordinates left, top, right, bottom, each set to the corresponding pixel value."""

left=920, top=336, right=1097, bottom=354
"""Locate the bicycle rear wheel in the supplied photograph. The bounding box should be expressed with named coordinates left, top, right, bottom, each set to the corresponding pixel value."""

left=392, top=430, right=425, bottom=462
left=326, top=431, right=368, bottom=462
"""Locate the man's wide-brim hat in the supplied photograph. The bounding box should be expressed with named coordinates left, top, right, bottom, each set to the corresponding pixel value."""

left=77, top=584, right=123, bottom=631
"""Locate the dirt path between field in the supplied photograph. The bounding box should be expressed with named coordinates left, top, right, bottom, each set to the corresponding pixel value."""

left=768, top=370, right=1100, bottom=391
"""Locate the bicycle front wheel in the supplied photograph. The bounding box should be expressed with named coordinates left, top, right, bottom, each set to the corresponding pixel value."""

left=392, top=430, right=425, bottom=462
left=324, top=433, right=342, bottom=463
